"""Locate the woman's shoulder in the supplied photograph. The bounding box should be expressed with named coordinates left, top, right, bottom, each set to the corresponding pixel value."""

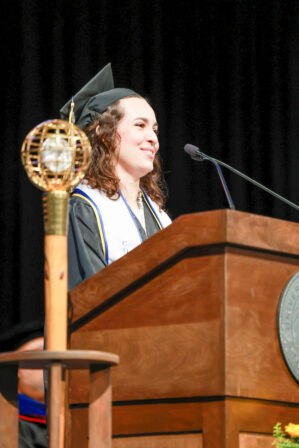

left=70, top=192, right=92, bottom=208
left=69, top=193, right=96, bottom=220
left=69, top=192, right=102, bottom=237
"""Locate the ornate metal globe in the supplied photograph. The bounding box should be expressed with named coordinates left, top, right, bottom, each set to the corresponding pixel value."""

left=21, top=119, right=91, bottom=191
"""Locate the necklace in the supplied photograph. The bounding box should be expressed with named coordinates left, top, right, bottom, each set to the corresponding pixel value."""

left=134, top=191, right=146, bottom=231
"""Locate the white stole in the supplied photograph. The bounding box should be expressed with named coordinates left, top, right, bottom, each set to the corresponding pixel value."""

left=73, top=183, right=171, bottom=265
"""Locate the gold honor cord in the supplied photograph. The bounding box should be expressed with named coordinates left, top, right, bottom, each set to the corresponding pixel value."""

left=69, top=97, right=75, bottom=125
left=68, top=98, right=75, bottom=195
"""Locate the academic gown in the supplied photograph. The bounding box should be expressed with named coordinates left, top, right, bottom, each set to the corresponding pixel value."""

left=68, top=194, right=161, bottom=291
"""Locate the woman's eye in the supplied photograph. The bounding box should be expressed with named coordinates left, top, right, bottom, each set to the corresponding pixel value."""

left=136, top=122, right=144, bottom=128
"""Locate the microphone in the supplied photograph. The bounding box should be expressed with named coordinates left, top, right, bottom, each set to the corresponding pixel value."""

left=184, top=144, right=299, bottom=212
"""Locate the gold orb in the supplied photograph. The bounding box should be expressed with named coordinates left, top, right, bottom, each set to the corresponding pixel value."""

left=21, top=119, right=91, bottom=191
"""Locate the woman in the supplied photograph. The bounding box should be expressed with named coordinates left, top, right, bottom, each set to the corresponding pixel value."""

left=61, top=64, right=171, bottom=290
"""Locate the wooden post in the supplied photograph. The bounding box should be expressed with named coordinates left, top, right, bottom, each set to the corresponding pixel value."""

left=48, top=363, right=66, bottom=448
left=89, top=368, right=112, bottom=448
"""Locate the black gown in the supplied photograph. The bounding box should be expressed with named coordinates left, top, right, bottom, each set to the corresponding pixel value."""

left=68, top=194, right=161, bottom=291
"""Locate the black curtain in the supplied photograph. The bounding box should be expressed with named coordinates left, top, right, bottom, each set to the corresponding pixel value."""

left=1, top=0, right=298, bottom=350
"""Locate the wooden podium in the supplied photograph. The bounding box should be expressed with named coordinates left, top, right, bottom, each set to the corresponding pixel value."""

left=68, top=210, right=299, bottom=448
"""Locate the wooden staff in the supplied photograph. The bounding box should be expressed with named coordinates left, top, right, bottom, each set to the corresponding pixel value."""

left=44, top=191, right=69, bottom=448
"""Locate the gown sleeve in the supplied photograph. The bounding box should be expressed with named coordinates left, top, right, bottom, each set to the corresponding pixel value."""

left=68, top=196, right=106, bottom=291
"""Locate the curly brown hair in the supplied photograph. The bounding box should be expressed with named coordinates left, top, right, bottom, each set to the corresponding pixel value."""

left=83, top=95, right=167, bottom=209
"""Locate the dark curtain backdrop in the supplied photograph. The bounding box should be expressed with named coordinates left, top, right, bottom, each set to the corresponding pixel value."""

left=1, top=0, right=298, bottom=350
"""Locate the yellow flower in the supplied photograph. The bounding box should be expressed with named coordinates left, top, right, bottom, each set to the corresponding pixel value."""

left=285, top=423, right=299, bottom=438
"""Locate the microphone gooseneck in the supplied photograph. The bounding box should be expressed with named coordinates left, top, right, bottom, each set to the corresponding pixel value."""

left=184, top=144, right=235, bottom=210
left=184, top=143, right=299, bottom=212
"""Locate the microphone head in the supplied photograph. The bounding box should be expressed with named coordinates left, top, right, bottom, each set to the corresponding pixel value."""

left=184, top=144, right=206, bottom=161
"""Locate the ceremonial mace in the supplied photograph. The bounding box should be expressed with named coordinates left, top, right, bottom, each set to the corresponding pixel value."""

left=21, top=106, right=91, bottom=446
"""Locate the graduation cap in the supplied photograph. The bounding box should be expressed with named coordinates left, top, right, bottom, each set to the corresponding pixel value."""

left=60, top=63, right=137, bottom=129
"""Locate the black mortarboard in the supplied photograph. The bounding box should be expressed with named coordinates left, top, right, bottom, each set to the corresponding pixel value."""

left=60, top=63, right=137, bottom=129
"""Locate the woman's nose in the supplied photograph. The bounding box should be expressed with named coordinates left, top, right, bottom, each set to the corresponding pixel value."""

left=147, top=129, right=158, bottom=144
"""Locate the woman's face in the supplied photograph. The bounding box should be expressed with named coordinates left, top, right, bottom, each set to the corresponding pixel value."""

left=114, top=97, right=159, bottom=181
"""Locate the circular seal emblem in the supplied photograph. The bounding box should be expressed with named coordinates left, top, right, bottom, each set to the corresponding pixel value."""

left=277, top=272, right=299, bottom=384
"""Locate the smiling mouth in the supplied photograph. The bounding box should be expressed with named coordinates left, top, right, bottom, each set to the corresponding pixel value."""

left=140, top=148, right=155, bottom=156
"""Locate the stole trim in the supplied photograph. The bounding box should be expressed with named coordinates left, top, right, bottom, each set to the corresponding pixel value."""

left=140, top=187, right=163, bottom=230
left=72, top=189, right=109, bottom=263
